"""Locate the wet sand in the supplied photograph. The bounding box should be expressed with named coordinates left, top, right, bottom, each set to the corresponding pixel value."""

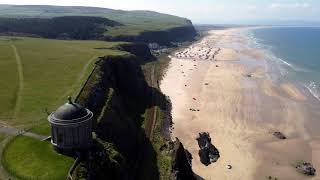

left=161, top=28, right=320, bottom=180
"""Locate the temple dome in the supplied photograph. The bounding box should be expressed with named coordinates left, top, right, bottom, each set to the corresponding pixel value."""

left=53, top=102, right=88, bottom=120
left=48, top=97, right=93, bottom=125
left=48, top=97, right=94, bottom=153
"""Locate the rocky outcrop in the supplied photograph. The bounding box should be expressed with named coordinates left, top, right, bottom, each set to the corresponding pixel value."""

left=196, top=132, right=220, bottom=166
left=273, top=131, right=287, bottom=139
left=296, top=162, right=316, bottom=176
left=171, top=138, right=197, bottom=180
left=116, top=43, right=154, bottom=61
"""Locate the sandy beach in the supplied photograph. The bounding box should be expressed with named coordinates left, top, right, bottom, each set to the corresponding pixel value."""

left=161, top=28, right=320, bottom=180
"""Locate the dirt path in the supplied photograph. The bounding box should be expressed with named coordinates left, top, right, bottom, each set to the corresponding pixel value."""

left=145, top=65, right=157, bottom=140
left=0, top=125, right=48, bottom=180
left=0, top=126, right=47, bottom=140
left=11, top=45, right=24, bottom=120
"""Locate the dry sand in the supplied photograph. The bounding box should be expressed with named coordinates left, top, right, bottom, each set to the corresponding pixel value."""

left=214, top=48, right=237, bottom=61
left=161, top=28, right=320, bottom=180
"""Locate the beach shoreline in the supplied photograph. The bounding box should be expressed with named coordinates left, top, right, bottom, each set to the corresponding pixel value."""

left=160, top=27, right=320, bottom=180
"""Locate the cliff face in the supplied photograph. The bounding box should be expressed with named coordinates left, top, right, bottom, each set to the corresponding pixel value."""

left=172, top=138, right=197, bottom=180
left=0, top=16, right=121, bottom=39
left=75, top=43, right=196, bottom=179
left=105, top=22, right=197, bottom=45
left=75, top=54, right=150, bottom=179
left=116, top=43, right=154, bottom=62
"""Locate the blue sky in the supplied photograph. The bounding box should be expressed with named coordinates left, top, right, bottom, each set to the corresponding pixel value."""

left=0, top=0, right=319, bottom=24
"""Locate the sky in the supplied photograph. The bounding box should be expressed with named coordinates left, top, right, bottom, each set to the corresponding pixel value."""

left=0, top=0, right=319, bottom=24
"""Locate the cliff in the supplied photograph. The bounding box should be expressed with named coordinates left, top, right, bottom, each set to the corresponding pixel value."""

left=73, top=43, right=196, bottom=179
left=0, top=16, right=121, bottom=39
left=0, top=5, right=198, bottom=45
left=105, top=21, right=197, bottom=45
left=171, top=138, right=197, bottom=180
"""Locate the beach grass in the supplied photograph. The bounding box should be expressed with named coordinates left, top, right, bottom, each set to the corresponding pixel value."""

left=2, top=136, right=74, bottom=180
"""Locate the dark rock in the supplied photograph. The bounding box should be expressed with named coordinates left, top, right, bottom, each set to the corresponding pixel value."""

left=160, top=143, right=168, bottom=152
left=196, top=132, right=220, bottom=166
left=273, top=131, right=286, bottom=139
left=247, top=74, right=252, bottom=78
left=296, top=162, right=316, bottom=176
left=116, top=43, right=153, bottom=61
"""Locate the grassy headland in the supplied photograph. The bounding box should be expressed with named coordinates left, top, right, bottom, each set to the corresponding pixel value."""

left=0, top=4, right=199, bottom=180
left=0, top=37, right=127, bottom=129
left=0, top=5, right=191, bottom=38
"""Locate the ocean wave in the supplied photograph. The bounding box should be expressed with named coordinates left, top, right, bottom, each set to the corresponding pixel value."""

left=306, top=81, right=320, bottom=101
left=246, top=29, right=312, bottom=74
left=244, top=28, right=320, bottom=102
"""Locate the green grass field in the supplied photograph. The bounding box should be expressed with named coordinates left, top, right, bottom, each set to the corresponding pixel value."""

left=0, top=5, right=189, bottom=37
left=0, top=43, right=18, bottom=119
left=0, top=132, right=7, bottom=142
left=0, top=37, right=127, bottom=131
left=2, top=136, right=74, bottom=180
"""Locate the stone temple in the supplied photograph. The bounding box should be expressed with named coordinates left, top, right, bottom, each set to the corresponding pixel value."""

left=48, top=97, right=93, bottom=154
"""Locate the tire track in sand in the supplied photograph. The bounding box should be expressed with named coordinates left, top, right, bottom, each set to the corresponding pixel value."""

left=11, top=44, right=24, bottom=119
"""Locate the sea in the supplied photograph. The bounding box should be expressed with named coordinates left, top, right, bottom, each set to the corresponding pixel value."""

left=247, top=27, right=320, bottom=102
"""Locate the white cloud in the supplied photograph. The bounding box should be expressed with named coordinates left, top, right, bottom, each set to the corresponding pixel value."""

left=270, top=3, right=310, bottom=9
left=246, top=5, right=257, bottom=10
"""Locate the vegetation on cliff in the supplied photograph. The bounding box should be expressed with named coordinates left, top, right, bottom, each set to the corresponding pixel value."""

left=0, top=5, right=198, bottom=180
left=0, top=5, right=197, bottom=44
left=0, top=5, right=189, bottom=35
left=0, top=16, right=121, bottom=39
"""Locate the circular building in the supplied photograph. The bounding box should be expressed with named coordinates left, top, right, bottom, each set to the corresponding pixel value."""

left=48, top=97, right=93, bottom=153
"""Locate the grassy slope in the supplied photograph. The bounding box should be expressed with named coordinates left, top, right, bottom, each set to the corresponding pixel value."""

left=0, top=43, right=17, bottom=119
left=0, top=132, right=7, bottom=142
left=0, top=37, right=127, bottom=129
left=2, top=136, right=74, bottom=180
left=0, top=5, right=189, bottom=37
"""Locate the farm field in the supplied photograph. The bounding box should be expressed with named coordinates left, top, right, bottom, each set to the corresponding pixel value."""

left=0, top=36, right=127, bottom=132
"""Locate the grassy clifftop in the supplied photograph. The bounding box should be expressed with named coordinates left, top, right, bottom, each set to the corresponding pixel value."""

left=0, top=5, right=191, bottom=37
left=0, top=37, right=127, bottom=128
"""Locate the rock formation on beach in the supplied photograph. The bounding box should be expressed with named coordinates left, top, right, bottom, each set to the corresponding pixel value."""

left=273, top=131, right=287, bottom=140
left=196, top=132, right=220, bottom=166
left=296, top=162, right=316, bottom=176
